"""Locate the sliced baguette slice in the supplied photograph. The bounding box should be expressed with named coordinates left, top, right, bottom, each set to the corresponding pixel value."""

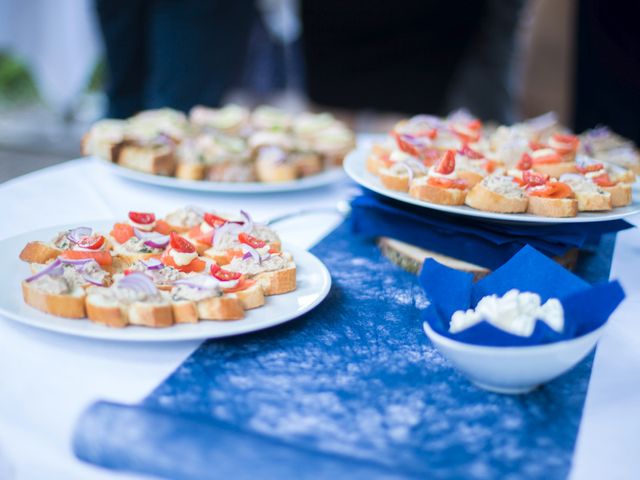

left=526, top=196, right=578, bottom=217
left=175, top=162, right=205, bottom=181
left=21, top=281, right=86, bottom=318
left=465, top=181, right=528, bottom=213
left=457, top=170, right=484, bottom=188
left=532, top=161, right=577, bottom=179
left=230, top=282, right=265, bottom=310
left=255, top=159, right=298, bottom=182
left=19, top=241, right=62, bottom=264
left=86, top=292, right=174, bottom=328
left=574, top=191, right=612, bottom=211
left=379, top=168, right=411, bottom=192
left=118, top=145, right=176, bottom=176
left=255, top=265, right=297, bottom=296
left=291, top=152, right=323, bottom=177
left=602, top=183, right=632, bottom=207
left=409, top=177, right=467, bottom=206
left=172, top=295, right=244, bottom=323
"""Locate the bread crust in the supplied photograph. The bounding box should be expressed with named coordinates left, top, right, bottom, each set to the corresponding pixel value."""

left=457, top=170, right=484, bottom=188
left=86, top=301, right=128, bottom=328
left=129, top=302, right=174, bottom=327
left=175, top=163, right=205, bottom=181
left=19, top=241, right=62, bottom=264
left=255, top=265, right=297, bottom=296
left=118, top=145, right=176, bottom=176
left=255, top=158, right=297, bottom=182
left=22, top=281, right=86, bottom=318
left=602, top=183, right=632, bottom=207
left=532, top=162, right=577, bottom=179
left=172, top=295, right=244, bottom=323
left=465, top=183, right=528, bottom=213
left=231, top=283, right=265, bottom=310
left=291, top=152, right=323, bottom=177
left=526, top=196, right=578, bottom=217
left=379, top=169, right=411, bottom=192
left=409, top=178, right=467, bottom=206
left=573, top=191, right=612, bottom=211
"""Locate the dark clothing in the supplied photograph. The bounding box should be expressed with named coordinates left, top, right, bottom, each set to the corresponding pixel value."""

left=574, top=0, right=640, bottom=143
left=96, top=0, right=255, bottom=118
left=300, top=0, right=524, bottom=123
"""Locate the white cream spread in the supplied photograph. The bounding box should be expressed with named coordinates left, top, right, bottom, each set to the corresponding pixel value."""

left=191, top=104, right=249, bottom=131
left=88, top=285, right=168, bottom=305
left=249, top=131, right=294, bottom=151
left=171, top=284, right=221, bottom=302
left=125, top=261, right=185, bottom=285
left=559, top=174, right=607, bottom=194
left=128, top=218, right=156, bottom=231
left=52, top=231, right=73, bottom=250
left=531, top=148, right=559, bottom=160
left=449, top=289, right=564, bottom=336
left=390, top=149, right=417, bottom=164
left=225, top=253, right=291, bottom=276
left=117, top=237, right=163, bottom=254
left=169, top=249, right=198, bottom=266
left=483, top=175, right=524, bottom=197
left=165, top=207, right=204, bottom=228
left=251, top=106, right=291, bottom=130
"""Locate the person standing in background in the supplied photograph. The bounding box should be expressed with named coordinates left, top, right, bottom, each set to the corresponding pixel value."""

left=96, top=0, right=255, bottom=118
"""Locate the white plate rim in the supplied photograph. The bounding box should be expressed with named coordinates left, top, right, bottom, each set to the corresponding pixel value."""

left=344, top=148, right=640, bottom=225
left=0, top=221, right=332, bottom=342
left=95, top=156, right=346, bottom=194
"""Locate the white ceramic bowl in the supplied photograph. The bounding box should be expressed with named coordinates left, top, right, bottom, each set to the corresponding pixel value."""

left=423, top=321, right=608, bottom=394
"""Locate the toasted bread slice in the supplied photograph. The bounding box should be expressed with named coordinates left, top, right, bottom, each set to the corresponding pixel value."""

left=118, top=145, right=176, bottom=175
left=379, top=168, right=412, bottom=192
left=255, top=158, right=297, bottom=182
left=230, top=282, right=265, bottom=310
left=21, top=281, right=86, bottom=318
left=457, top=170, right=484, bottom=188
left=574, top=191, right=612, bottom=211
left=409, top=177, right=467, bottom=206
left=175, top=162, right=205, bottom=181
left=602, top=183, right=632, bottom=207
left=465, top=180, right=528, bottom=213
left=172, top=295, right=244, bottom=323
left=291, top=152, right=323, bottom=177
left=255, top=265, right=297, bottom=296
left=86, top=290, right=174, bottom=328
left=526, top=196, right=578, bottom=217
left=19, top=241, right=62, bottom=264
left=532, top=162, right=577, bottom=179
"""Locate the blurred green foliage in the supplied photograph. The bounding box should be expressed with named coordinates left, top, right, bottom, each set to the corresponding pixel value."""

left=0, top=52, right=39, bottom=105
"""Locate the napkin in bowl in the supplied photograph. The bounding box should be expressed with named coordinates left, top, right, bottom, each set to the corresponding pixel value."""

left=420, top=245, right=625, bottom=347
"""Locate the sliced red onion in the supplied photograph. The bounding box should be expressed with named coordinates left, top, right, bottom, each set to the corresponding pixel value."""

left=59, top=257, right=95, bottom=266
left=241, top=244, right=261, bottom=264
left=395, top=162, right=414, bottom=182
left=134, top=228, right=161, bottom=240
left=408, top=114, right=441, bottom=128
left=81, top=273, right=104, bottom=286
left=117, top=273, right=158, bottom=295
left=144, top=235, right=169, bottom=249
left=141, top=258, right=163, bottom=270
left=213, top=222, right=241, bottom=247
left=587, top=126, right=611, bottom=139
left=174, top=275, right=220, bottom=291
left=239, top=210, right=253, bottom=233
left=25, top=259, right=63, bottom=282
left=67, top=227, right=92, bottom=244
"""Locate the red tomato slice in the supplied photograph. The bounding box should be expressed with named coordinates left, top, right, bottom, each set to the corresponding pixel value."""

left=76, top=235, right=105, bottom=250
left=517, top=153, right=533, bottom=171
left=592, top=173, right=616, bottom=187
left=549, top=133, right=579, bottom=154
left=60, top=250, right=112, bottom=267
left=434, top=150, right=456, bottom=175
left=393, top=132, right=421, bottom=158
left=224, top=277, right=256, bottom=293
left=160, top=249, right=206, bottom=273
left=238, top=232, right=266, bottom=249
left=154, top=220, right=172, bottom=234
left=427, top=177, right=467, bottom=190
left=210, top=263, right=242, bottom=281
left=204, top=213, right=229, bottom=228
left=523, top=170, right=549, bottom=187
left=458, top=145, right=483, bottom=160
left=531, top=150, right=562, bottom=164
left=529, top=140, right=544, bottom=151
left=110, top=223, right=134, bottom=244
left=415, top=128, right=438, bottom=140
left=128, top=211, right=156, bottom=225
left=169, top=232, right=196, bottom=253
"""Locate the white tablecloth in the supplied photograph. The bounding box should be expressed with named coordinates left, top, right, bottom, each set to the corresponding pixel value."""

left=0, top=159, right=638, bottom=479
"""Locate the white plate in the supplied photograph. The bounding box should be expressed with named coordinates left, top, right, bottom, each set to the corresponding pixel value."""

left=0, top=222, right=331, bottom=342
left=344, top=147, right=640, bottom=225
left=96, top=157, right=345, bottom=193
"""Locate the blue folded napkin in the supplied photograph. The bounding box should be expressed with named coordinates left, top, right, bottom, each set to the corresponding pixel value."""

left=72, top=221, right=618, bottom=480
left=420, top=245, right=625, bottom=347
left=351, top=192, right=633, bottom=270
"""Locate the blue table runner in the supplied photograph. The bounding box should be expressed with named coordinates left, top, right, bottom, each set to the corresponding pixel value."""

left=73, top=219, right=615, bottom=480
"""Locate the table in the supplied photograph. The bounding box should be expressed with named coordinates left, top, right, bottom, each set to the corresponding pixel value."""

left=0, top=159, right=638, bottom=479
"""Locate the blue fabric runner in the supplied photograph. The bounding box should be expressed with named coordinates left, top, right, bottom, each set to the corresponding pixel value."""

left=73, top=219, right=616, bottom=480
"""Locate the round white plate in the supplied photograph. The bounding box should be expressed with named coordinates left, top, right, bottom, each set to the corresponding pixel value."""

left=0, top=222, right=331, bottom=342
left=344, top=147, right=640, bottom=225
left=95, top=157, right=345, bottom=193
